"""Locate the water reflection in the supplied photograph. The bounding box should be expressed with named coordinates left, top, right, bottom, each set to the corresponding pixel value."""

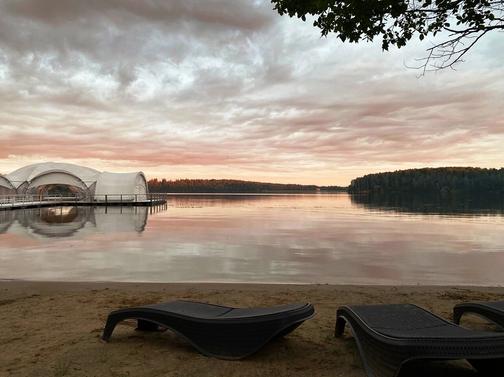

left=1, top=194, right=504, bottom=285
left=0, top=206, right=148, bottom=238
left=164, top=193, right=346, bottom=208
left=351, top=192, right=504, bottom=216
left=0, top=210, right=14, bottom=233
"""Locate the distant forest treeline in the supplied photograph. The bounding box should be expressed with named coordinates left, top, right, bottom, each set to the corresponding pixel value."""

left=148, top=179, right=346, bottom=193
left=349, top=167, right=504, bottom=194
left=148, top=167, right=504, bottom=194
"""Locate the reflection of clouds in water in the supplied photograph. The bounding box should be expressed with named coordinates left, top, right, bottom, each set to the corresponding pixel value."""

left=0, top=206, right=148, bottom=238
left=167, top=193, right=355, bottom=209
left=1, top=194, right=504, bottom=284
left=133, top=211, right=504, bottom=284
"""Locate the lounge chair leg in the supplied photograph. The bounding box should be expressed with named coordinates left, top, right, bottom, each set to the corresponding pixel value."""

left=136, top=319, right=160, bottom=332
left=335, top=316, right=346, bottom=337
left=336, top=313, right=406, bottom=377
left=452, top=307, right=463, bottom=325
left=354, top=334, right=407, bottom=377
left=102, top=316, right=120, bottom=342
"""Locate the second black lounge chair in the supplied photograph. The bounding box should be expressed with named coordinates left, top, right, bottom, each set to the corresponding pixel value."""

left=454, top=300, right=504, bottom=329
left=336, top=303, right=504, bottom=377
left=102, top=300, right=314, bottom=359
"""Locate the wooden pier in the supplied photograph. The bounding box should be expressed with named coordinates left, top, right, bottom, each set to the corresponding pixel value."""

left=0, top=194, right=167, bottom=211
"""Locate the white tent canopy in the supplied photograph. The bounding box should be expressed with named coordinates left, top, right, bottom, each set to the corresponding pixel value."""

left=0, top=175, right=15, bottom=196
left=95, top=172, right=148, bottom=200
left=2, top=162, right=148, bottom=200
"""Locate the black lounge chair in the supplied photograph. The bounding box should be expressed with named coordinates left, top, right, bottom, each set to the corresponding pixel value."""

left=102, top=300, right=314, bottom=359
left=335, top=304, right=504, bottom=377
left=454, top=300, right=504, bottom=329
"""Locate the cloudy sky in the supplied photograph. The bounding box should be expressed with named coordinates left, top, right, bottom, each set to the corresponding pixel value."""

left=0, top=0, right=503, bottom=185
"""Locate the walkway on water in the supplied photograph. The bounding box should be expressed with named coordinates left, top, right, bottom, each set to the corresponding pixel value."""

left=0, top=196, right=167, bottom=211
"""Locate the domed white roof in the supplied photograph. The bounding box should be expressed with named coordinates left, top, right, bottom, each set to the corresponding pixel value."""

left=5, top=162, right=100, bottom=188
left=0, top=175, right=14, bottom=189
left=94, top=171, right=147, bottom=196
left=2, top=162, right=148, bottom=198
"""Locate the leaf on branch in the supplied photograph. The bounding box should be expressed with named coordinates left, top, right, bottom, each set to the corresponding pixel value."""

left=270, top=0, right=504, bottom=72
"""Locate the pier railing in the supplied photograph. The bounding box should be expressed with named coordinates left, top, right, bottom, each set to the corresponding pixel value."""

left=0, top=193, right=167, bottom=206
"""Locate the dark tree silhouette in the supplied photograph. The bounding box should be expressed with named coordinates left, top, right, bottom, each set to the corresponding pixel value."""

left=271, top=0, right=504, bottom=73
left=349, top=167, right=504, bottom=194
left=148, top=179, right=346, bottom=193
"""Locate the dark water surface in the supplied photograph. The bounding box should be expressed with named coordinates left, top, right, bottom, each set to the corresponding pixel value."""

left=1, top=193, right=504, bottom=285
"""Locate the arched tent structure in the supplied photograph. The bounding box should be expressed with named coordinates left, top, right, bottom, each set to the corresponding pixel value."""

left=2, top=162, right=149, bottom=200
left=0, top=175, right=15, bottom=196
left=94, top=172, right=148, bottom=201
left=26, top=170, right=92, bottom=197
left=5, top=163, right=99, bottom=196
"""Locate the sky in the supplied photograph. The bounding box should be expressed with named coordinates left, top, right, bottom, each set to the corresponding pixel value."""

left=0, top=0, right=503, bottom=186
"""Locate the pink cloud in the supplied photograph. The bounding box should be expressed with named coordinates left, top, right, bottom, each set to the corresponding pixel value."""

left=0, top=0, right=503, bottom=185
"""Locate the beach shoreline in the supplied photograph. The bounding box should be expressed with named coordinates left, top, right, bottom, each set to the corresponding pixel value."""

left=1, top=281, right=503, bottom=376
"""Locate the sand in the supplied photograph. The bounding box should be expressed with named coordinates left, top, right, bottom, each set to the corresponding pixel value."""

left=1, top=281, right=503, bottom=377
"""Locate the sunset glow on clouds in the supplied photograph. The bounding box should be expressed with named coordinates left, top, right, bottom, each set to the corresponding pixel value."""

left=0, top=0, right=503, bottom=185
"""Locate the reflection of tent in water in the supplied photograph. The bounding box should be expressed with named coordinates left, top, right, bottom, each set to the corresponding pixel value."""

left=93, top=207, right=148, bottom=233
left=0, top=210, right=15, bottom=233
left=41, top=207, right=80, bottom=223
left=1, top=206, right=148, bottom=238
left=15, top=207, right=94, bottom=238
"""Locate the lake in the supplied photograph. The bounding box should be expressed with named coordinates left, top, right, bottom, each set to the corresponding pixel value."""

left=1, top=193, right=504, bottom=285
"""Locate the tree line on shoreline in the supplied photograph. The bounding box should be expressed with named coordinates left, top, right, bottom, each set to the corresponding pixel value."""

left=148, top=167, right=504, bottom=194
left=147, top=178, right=345, bottom=193
left=349, top=167, right=504, bottom=195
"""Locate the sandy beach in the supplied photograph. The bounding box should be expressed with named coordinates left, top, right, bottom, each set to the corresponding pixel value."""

left=1, top=281, right=503, bottom=377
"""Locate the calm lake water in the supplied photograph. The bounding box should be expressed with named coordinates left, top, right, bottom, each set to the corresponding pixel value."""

left=1, top=193, right=504, bottom=285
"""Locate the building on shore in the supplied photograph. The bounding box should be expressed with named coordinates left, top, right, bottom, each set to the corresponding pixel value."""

left=0, top=162, right=148, bottom=200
